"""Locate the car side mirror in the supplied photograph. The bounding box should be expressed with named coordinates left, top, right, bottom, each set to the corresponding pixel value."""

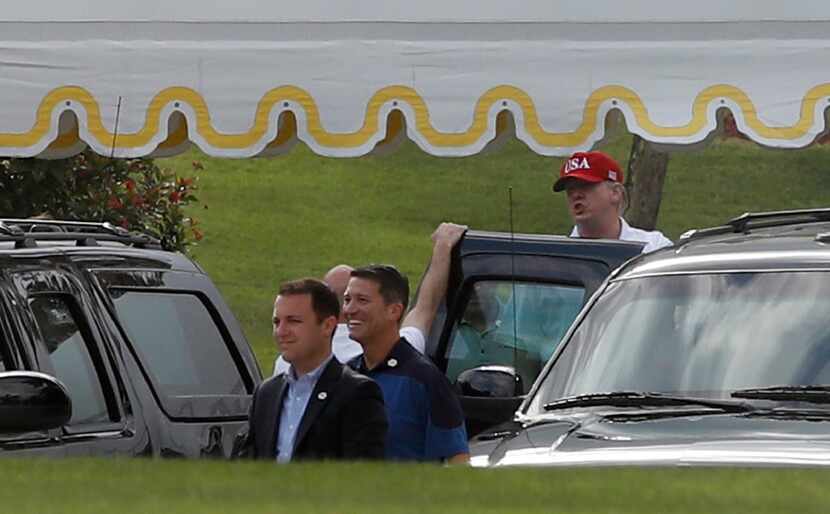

left=0, top=371, right=72, bottom=432
left=455, top=365, right=524, bottom=398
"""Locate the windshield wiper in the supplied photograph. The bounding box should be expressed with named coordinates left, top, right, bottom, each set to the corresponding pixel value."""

left=543, top=391, right=752, bottom=413
left=731, top=385, right=830, bottom=404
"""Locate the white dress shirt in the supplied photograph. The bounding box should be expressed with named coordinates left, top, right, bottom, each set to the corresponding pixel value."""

left=570, top=217, right=673, bottom=254
left=276, top=356, right=332, bottom=462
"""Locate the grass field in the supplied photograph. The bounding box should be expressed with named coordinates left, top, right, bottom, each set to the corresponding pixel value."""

left=1, top=458, right=828, bottom=513
left=160, top=134, right=830, bottom=369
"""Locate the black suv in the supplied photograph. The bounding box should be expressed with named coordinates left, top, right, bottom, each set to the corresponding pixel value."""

left=469, top=208, right=830, bottom=467
left=0, top=219, right=261, bottom=457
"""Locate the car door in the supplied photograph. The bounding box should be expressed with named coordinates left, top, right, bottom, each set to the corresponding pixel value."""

left=5, top=261, right=141, bottom=456
left=424, top=230, right=643, bottom=435
left=0, top=270, right=65, bottom=456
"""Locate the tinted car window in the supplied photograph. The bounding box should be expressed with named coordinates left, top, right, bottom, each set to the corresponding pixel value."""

left=0, top=336, right=7, bottom=372
left=29, top=296, right=110, bottom=426
left=110, top=290, right=245, bottom=397
left=445, top=280, right=584, bottom=391
left=528, top=272, right=830, bottom=413
left=0, top=305, right=10, bottom=371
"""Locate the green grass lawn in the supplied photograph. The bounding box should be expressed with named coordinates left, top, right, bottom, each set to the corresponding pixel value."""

left=1, top=458, right=827, bottom=513
left=160, top=135, right=830, bottom=369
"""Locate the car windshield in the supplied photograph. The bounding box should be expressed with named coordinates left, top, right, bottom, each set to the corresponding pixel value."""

left=526, top=271, right=830, bottom=415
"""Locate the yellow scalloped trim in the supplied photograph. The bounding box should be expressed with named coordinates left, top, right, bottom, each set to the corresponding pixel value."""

left=2, top=83, right=829, bottom=152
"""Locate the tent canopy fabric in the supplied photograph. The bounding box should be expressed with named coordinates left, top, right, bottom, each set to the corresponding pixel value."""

left=2, top=0, right=830, bottom=159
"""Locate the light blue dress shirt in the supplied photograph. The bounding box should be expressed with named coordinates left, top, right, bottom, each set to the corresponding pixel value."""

left=276, top=356, right=332, bottom=463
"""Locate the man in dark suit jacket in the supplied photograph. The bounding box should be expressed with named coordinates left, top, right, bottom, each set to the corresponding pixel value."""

left=237, top=278, right=387, bottom=461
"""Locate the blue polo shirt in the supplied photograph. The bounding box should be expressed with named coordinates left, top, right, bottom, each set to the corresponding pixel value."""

left=350, top=336, right=469, bottom=461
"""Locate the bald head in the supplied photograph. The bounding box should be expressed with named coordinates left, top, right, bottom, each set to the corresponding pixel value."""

left=324, top=264, right=353, bottom=321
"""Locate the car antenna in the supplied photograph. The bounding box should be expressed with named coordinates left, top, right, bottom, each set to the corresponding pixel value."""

left=508, top=187, right=519, bottom=375
left=110, top=95, right=123, bottom=160
left=102, top=95, right=123, bottom=222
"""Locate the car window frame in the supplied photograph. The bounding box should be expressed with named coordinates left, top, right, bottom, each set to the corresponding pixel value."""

left=27, top=292, right=124, bottom=434
left=110, top=288, right=248, bottom=393
left=435, top=271, right=593, bottom=376
left=440, top=277, right=588, bottom=390
left=93, top=269, right=254, bottom=421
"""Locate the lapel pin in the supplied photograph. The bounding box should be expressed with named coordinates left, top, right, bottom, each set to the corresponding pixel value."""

left=317, top=392, right=328, bottom=400
left=388, top=358, right=398, bottom=367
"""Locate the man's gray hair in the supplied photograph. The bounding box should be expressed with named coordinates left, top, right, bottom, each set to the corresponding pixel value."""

left=604, top=181, right=629, bottom=216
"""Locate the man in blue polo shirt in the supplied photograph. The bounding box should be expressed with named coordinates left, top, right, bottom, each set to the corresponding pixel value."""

left=344, top=224, right=469, bottom=463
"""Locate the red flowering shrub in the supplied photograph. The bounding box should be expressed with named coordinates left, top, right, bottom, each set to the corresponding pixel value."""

left=0, top=150, right=202, bottom=253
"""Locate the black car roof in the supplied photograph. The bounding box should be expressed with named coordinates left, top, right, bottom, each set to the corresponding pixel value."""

left=461, top=230, right=644, bottom=266
left=0, top=242, right=201, bottom=273
left=0, top=219, right=200, bottom=273
left=617, top=219, right=830, bottom=280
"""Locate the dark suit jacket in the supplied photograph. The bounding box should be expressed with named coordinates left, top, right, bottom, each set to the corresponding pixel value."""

left=235, top=358, right=388, bottom=461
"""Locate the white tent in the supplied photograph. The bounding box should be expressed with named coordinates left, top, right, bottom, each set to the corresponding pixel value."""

left=2, top=0, right=829, bottom=158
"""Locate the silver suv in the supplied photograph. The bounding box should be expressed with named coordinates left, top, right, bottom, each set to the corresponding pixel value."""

left=471, top=208, right=830, bottom=467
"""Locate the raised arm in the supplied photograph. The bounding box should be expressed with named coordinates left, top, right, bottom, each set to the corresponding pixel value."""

left=402, top=222, right=467, bottom=335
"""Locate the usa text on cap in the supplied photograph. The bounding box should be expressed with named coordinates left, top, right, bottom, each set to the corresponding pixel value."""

left=552, top=151, right=624, bottom=192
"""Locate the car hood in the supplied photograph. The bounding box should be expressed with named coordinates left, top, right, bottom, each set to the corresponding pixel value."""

left=470, top=410, right=830, bottom=467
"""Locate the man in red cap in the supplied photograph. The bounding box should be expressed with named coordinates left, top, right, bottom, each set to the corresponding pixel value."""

left=553, top=151, right=672, bottom=253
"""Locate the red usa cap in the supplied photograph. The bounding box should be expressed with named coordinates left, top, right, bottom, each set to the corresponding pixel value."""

left=553, top=151, right=624, bottom=192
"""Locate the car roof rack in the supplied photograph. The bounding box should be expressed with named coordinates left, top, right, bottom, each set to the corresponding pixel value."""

left=0, top=218, right=163, bottom=250
left=679, top=208, right=830, bottom=243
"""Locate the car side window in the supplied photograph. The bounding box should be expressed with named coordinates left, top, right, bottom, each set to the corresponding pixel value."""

left=109, top=290, right=246, bottom=398
left=29, top=296, right=111, bottom=426
left=0, top=326, right=9, bottom=372
left=0, top=298, right=23, bottom=372
left=445, top=280, right=585, bottom=393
